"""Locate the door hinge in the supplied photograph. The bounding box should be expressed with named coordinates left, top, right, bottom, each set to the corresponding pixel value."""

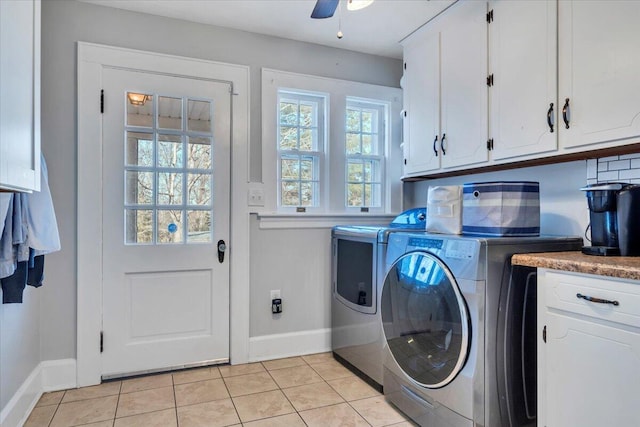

left=487, top=138, right=494, bottom=151
left=486, top=9, right=494, bottom=23
left=100, top=90, right=104, bottom=114
left=486, top=74, right=494, bottom=87
left=100, top=331, right=104, bottom=353
left=543, top=325, right=547, bottom=343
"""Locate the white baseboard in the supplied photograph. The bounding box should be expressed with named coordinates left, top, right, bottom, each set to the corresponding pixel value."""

left=248, top=328, right=331, bottom=362
left=41, top=359, right=76, bottom=392
left=0, top=365, right=41, bottom=427
left=0, top=359, right=76, bottom=427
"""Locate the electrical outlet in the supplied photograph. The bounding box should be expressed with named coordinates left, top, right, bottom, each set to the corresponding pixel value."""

left=271, top=290, right=282, bottom=314
left=248, top=188, right=265, bottom=207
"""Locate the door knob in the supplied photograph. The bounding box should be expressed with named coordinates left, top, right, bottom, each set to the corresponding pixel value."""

left=217, top=240, right=226, bottom=263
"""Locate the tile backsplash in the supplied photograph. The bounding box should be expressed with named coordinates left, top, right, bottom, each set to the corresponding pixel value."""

left=587, top=153, right=640, bottom=184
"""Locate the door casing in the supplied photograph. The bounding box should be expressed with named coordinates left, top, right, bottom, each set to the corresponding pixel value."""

left=77, top=42, right=250, bottom=387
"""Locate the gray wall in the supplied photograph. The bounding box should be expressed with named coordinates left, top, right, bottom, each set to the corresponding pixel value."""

left=249, top=216, right=333, bottom=337
left=38, top=0, right=402, bottom=364
left=404, top=160, right=590, bottom=239
left=0, top=289, right=41, bottom=410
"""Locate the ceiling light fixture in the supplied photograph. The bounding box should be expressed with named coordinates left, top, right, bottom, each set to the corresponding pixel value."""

left=127, top=93, right=149, bottom=106
left=347, top=0, right=374, bottom=11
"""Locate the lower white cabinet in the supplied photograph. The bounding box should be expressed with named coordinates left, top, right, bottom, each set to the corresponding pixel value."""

left=537, top=269, right=640, bottom=427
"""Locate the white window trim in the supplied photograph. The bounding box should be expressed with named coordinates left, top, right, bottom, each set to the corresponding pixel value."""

left=261, top=68, right=403, bottom=218
left=345, top=98, right=387, bottom=210
left=276, top=90, right=327, bottom=213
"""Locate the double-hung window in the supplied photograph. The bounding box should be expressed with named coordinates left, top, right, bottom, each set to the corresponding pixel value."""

left=277, top=91, right=325, bottom=209
left=262, top=69, right=402, bottom=217
left=345, top=99, right=386, bottom=209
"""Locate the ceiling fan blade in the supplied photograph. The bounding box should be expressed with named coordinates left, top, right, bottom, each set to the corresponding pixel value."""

left=311, top=0, right=339, bottom=19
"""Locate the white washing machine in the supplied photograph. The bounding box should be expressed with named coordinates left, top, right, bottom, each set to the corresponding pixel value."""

left=380, top=232, right=582, bottom=427
left=331, top=208, right=426, bottom=390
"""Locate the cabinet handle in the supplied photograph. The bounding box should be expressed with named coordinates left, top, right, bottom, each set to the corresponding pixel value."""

left=441, top=133, right=446, bottom=155
left=576, top=293, right=619, bottom=306
left=562, top=98, right=570, bottom=129
left=433, top=135, right=438, bottom=157
left=547, top=103, right=554, bottom=133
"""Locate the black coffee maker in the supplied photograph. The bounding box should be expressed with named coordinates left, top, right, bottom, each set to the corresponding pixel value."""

left=616, top=184, right=640, bottom=256
left=580, top=183, right=629, bottom=256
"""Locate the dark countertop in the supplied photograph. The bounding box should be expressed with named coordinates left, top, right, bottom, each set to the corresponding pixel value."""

left=512, top=251, right=640, bottom=281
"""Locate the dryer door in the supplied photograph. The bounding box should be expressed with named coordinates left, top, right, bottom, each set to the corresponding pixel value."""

left=381, top=251, right=471, bottom=389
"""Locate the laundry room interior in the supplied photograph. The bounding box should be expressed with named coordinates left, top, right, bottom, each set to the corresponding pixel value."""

left=2, top=0, right=640, bottom=426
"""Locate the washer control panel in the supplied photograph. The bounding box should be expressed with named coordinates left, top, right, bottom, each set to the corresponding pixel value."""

left=387, top=233, right=483, bottom=281
left=444, top=239, right=476, bottom=260
left=408, top=237, right=443, bottom=250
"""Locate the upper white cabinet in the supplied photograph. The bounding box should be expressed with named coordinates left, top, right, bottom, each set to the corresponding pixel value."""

left=403, top=0, right=640, bottom=179
left=439, top=0, right=488, bottom=170
left=488, top=0, right=558, bottom=161
left=402, top=28, right=440, bottom=176
left=401, top=0, right=488, bottom=178
left=537, top=269, right=640, bottom=427
left=558, top=0, right=640, bottom=150
left=0, top=0, right=41, bottom=192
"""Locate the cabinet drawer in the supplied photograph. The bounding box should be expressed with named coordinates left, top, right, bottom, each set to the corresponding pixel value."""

left=542, top=269, right=640, bottom=328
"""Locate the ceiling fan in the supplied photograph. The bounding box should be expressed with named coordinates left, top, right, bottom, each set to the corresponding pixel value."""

left=311, top=0, right=374, bottom=19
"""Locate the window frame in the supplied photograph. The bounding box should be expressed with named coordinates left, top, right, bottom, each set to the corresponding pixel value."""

left=344, top=98, right=387, bottom=211
left=276, top=90, right=327, bottom=211
left=261, top=68, right=403, bottom=216
left=123, top=92, right=215, bottom=245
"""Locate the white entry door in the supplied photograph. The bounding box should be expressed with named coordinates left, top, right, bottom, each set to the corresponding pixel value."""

left=101, top=67, right=231, bottom=378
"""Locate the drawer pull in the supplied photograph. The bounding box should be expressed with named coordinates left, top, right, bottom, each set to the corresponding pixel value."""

left=576, top=293, right=619, bottom=306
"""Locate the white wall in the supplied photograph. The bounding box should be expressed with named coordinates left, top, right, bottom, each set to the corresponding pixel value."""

left=404, top=160, right=591, bottom=240
left=37, top=0, right=402, bottom=368
left=588, top=153, right=640, bottom=184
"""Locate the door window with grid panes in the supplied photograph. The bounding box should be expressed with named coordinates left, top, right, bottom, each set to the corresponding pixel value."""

left=124, top=93, right=214, bottom=244
left=345, top=100, right=385, bottom=209
left=277, top=91, right=325, bottom=208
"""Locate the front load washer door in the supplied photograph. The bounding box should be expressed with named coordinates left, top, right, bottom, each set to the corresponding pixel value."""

left=381, top=251, right=471, bottom=389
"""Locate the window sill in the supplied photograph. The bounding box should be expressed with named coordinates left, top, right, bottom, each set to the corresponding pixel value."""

left=254, top=212, right=398, bottom=230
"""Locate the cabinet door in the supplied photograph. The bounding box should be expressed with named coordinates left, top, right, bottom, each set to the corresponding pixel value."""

left=0, top=0, right=40, bottom=192
left=559, top=0, right=640, bottom=150
left=489, top=0, right=557, bottom=161
left=543, top=311, right=640, bottom=427
left=402, top=28, right=440, bottom=176
left=439, top=0, right=488, bottom=170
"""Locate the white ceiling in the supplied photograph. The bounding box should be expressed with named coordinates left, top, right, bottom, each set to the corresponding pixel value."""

left=78, top=0, right=455, bottom=59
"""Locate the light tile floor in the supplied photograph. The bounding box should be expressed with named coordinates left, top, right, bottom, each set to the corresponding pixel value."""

left=25, top=353, right=416, bottom=427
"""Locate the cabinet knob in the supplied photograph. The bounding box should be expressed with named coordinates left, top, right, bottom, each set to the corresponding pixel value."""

left=440, top=133, right=446, bottom=156
left=547, top=103, right=554, bottom=133
left=433, top=135, right=438, bottom=157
